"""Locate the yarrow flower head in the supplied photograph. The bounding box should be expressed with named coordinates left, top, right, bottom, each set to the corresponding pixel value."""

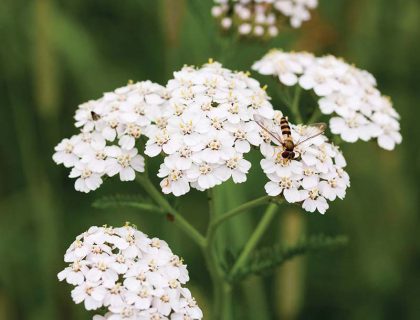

left=252, top=50, right=402, bottom=150
left=148, top=60, right=274, bottom=196
left=53, top=61, right=351, bottom=214
left=53, top=81, right=168, bottom=192
left=258, top=111, right=350, bottom=214
left=58, top=224, right=203, bottom=320
left=211, top=0, right=318, bottom=39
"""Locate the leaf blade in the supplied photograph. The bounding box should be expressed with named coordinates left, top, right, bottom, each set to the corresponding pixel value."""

left=230, top=234, right=348, bottom=282
left=92, top=194, right=164, bottom=214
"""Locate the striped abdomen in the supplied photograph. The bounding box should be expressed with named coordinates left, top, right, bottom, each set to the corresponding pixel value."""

left=280, top=117, right=292, bottom=138
left=280, top=117, right=294, bottom=151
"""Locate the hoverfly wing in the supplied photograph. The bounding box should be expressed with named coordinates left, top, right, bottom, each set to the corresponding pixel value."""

left=253, top=114, right=283, bottom=146
left=295, top=122, right=327, bottom=146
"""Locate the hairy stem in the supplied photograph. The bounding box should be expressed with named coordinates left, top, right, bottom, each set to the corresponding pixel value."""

left=136, top=175, right=206, bottom=248
left=230, top=203, right=279, bottom=277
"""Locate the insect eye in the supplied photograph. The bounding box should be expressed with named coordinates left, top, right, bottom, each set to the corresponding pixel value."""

left=282, top=151, right=289, bottom=158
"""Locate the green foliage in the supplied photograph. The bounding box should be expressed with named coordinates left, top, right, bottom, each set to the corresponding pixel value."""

left=230, top=234, right=348, bottom=282
left=92, top=194, right=163, bottom=214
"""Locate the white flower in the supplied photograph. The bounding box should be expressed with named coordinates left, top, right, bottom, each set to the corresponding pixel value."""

left=301, top=188, right=329, bottom=214
left=79, top=136, right=111, bottom=174
left=329, top=115, right=380, bottom=143
left=167, top=110, right=210, bottom=147
left=84, top=255, right=119, bottom=286
left=106, top=147, right=145, bottom=181
left=261, top=156, right=303, bottom=178
left=253, top=50, right=402, bottom=150
left=218, top=153, right=252, bottom=183
left=171, top=288, right=203, bottom=320
left=197, top=131, right=235, bottom=163
left=71, top=281, right=107, bottom=310
left=145, top=128, right=182, bottom=157
left=186, top=162, right=223, bottom=190
left=225, top=121, right=262, bottom=153
left=264, top=175, right=303, bottom=202
left=157, top=156, right=191, bottom=197
left=69, top=162, right=103, bottom=193
left=58, top=260, right=89, bottom=286
left=318, top=171, right=348, bottom=201
left=53, top=135, right=82, bottom=168
left=58, top=224, right=202, bottom=319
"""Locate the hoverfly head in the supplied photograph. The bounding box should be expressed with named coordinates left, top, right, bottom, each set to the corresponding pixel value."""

left=281, top=151, right=291, bottom=159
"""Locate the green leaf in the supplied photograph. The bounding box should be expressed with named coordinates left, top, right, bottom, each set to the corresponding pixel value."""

left=230, top=234, right=348, bottom=282
left=92, top=194, right=164, bottom=214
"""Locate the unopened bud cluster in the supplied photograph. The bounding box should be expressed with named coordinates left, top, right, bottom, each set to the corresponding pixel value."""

left=211, top=0, right=318, bottom=39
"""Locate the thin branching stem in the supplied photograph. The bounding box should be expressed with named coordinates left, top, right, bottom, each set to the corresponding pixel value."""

left=291, top=85, right=303, bottom=123
left=212, top=195, right=272, bottom=230
left=229, top=203, right=279, bottom=277
left=136, top=175, right=206, bottom=248
left=93, top=198, right=164, bottom=214
left=308, top=107, right=322, bottom=124
left=278, top=84, right=292, bottom=107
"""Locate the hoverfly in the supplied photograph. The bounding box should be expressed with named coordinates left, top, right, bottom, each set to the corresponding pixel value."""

left=254, top=114, right=327, bottom=160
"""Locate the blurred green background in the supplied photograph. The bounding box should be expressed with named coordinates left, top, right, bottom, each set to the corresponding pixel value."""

left=1, top=0, right=419, bottom=319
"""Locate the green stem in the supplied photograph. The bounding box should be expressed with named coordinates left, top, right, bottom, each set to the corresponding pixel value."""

left=136, top=175, right=206, bottom=248
left=203, top=242, right=223, bottom=318
left=212, top=195, right=271, bottom=230
left=221, top=282, right=233, bottom=319
left=308, top=107, right=322, bottom=124
left=205, top=194, right=271, bottom=284
left=333, top=135, right=344, bottom=146
left=204, top=188, right=230, bottom=319
left=92, top=199, right=164, bottom=214
left=278, top=84, right=293, bottom=107
left=230, top=203, right=279, bottom=277
left=291, top=85, right=303, bottom=123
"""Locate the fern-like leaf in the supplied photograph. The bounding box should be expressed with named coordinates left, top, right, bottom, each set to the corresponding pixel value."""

left=230, top=234, right=348, bottom=282
left=92, top=194, right=163, bottom=214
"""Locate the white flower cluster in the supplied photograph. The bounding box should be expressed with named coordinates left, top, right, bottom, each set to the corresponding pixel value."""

left=146, top=61, right=275, bottom=196
left=252, top=50, right=402, bottom=150
left=53, top=61, right=352, bottom=214
left=260, top=111, right=350, bottom=214
left=53, top=81, right=168, bottom=192
left=211, top=0, right=318, bottom=38
left=58, top=225, right=203, bottom=320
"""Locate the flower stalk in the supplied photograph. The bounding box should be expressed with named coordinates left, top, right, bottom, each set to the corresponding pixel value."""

left=136, top=174, right=206, bottom=248
left=205, top=188, right=233, bottom=319
left=230, top=203, right=279, bottom=277
left=291, top=85, right=303, bottom=123
left=212, top=195, right=272, bottom=232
